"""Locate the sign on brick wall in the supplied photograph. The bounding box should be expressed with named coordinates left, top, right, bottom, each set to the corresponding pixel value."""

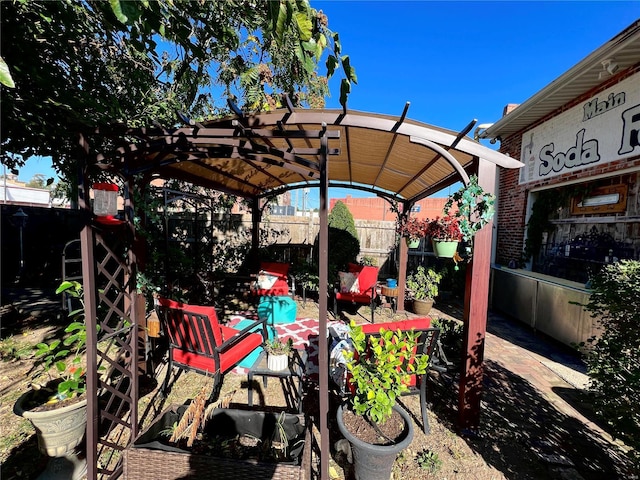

left=519, top=73, right=640, bottom=184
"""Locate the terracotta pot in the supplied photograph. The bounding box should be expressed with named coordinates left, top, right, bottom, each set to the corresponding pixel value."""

left=412, top=298, right=433, bottom=316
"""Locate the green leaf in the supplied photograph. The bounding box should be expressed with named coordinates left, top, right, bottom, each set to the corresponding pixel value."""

left=341, top=55, right=357, bottom=83
left=294, top=12, right=312, bottom=41
left=315, top=33, right=327, bottom=59
left=339, top=78, right=351, bottom=108
left=273, top=0, right=289, bottom=42
left=109, top=0, right=142, bottom=24
left=0, top=57, right=15, bottom=88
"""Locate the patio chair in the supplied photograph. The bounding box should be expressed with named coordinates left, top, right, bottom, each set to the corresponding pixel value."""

left=155, top=297, right=268, bottom=402
left=250, top=261, right=294, bottom=297
left=332, top=318, right=440, bottom=434
left=334, top=263, right=379, bottom=323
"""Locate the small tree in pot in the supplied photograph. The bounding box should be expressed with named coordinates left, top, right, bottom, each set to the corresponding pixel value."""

left=406, top=266, right=442, bottom=315
left=13, top=281, right=90, bottom=480
left=337, top=322, right=429, bottom=480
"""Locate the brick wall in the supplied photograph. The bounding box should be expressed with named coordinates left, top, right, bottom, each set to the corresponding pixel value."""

left=495, top=66, right=640, bottom=266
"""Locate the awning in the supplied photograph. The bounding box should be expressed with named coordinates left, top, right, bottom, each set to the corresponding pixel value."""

left=97, top=106, right=522, bottom=202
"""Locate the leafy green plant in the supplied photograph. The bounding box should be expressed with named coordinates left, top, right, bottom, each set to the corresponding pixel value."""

left=416, top=449, right=442, bottom=473
left=263, top=337, right=294, bottom=356
left=444, top=174, right=495, bottom=243
left=580, top=260, right=640, bottom=465
left=32, top=281, right=88, bottom=402
left=406, top=266, right=442, bottom=300
left=345, top=322, right=429, bottom=424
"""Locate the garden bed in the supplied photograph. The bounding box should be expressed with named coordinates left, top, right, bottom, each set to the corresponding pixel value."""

left=123, top=404, right=310, bottom=480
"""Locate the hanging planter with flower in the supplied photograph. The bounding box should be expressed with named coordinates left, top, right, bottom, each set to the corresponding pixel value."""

left=425, top=216, right=463, bottom=258
left=396, top=217, right=428, bottom=248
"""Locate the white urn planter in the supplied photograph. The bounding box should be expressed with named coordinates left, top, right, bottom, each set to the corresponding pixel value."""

left=14, top=392, right=88, bottom=480
left=267, top=353, right=289, bottom=371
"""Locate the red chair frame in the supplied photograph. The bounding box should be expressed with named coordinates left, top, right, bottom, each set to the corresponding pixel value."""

left=357, top=318, right=439, bottom=434
left=334, top=263, right=379, bottom=323
left=155, top=297, right=268, bottom=402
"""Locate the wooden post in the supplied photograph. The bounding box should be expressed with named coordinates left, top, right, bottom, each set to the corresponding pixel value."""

left=457, top=161, right=497, bottom=431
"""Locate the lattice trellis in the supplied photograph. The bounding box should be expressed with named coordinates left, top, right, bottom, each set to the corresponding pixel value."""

left=82, top=223, right=141, bottom=479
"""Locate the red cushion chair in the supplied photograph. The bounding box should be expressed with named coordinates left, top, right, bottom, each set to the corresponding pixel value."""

left=155, top=297, right=268, bottom=402
left=334, top=263, right=379, bottom=323
left=251, top=261, right=292, bottom=297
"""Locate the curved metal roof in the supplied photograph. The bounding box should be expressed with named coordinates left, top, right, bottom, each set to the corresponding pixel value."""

left=102, top=106, right=522, bottom=202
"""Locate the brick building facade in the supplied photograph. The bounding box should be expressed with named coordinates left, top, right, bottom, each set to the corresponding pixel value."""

left=479, top=21, right=640, bottom=347
left=483, top=21, right=640, bottom=280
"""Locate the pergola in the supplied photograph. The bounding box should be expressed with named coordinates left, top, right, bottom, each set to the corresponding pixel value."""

left=78, top=103, right=522, bottom=479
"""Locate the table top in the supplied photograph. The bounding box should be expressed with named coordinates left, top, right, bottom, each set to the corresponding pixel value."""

left=381, top=286, right=398, bottom=297
left=249, top=349, right=307, bottom=377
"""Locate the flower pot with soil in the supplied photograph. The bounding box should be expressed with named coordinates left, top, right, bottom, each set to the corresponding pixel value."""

left=264, top=337, right=294, bottom=371
left=13, top=281, right=89, bottom=480
left=337, top=322, right=430, bottom=480
left=406, top=266, right=442, bottom=316
left=396, top=217, right=428, bottom=248
left=425, top=216, right=462, bottom=258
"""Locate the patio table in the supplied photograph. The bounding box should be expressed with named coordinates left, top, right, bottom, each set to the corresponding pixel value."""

left=247, top=348, right=307, bottom=413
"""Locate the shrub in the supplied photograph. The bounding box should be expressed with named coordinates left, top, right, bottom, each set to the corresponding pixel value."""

left=581, top=260, right=640, bottom=465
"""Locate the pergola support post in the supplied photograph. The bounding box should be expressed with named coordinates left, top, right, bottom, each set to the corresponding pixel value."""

left=249, top=197, right=261, bottom=270
left=457, top=161, right=497, bottom=431
left=396, top=200, right=411, bottom=312
left=318, top=127, right=330, bottom=480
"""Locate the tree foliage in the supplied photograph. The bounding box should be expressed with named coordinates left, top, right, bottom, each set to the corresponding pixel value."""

left=325, top=200, right=360, bottom=271
left=581, top=260, right=640, bottom=465
left=328, top=200, right=358, bottom=238
left=1, top=0, right=355, bottom=184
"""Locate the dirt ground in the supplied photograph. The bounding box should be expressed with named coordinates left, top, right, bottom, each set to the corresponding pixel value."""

left=0, top=298, right=635, bottom=480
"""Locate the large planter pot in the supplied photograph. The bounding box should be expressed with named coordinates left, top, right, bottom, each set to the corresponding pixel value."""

left=336, top=404, right=414, bottom=480
left=123, top=404, right=309, bottom=480
left=431, top=239, right=459, bottom=258
left=412, top=298, right=434, bottom=316
left=14, top=391, right=87, bottom=480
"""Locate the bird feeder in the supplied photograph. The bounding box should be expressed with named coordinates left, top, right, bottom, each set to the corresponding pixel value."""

left=92, top=182, right=119, bottom=223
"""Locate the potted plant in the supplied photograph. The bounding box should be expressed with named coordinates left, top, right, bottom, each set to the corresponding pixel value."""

left=397, top=216, right=428, bottom=248
left=443, top=174, right=495, bottom=255
left=264, top=337, right=294, bottom=371
left=425, top=215, right=463, bottom=258
left=406, top=266, right=442, bottom=315
left=13, top=280, right=89, bottom=480
left=337, top=322, right=430, bottom=480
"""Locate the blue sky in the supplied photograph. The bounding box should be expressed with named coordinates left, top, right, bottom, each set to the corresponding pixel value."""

left=16, top=1, right=640, bottom=207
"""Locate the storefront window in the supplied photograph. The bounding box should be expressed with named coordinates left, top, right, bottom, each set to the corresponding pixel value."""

left=530, top=177, right=638, bottom=284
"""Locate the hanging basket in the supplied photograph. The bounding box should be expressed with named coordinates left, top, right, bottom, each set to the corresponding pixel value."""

left=431, top=239, right=459, bottom=258
left=406, top=238, right=421, bottom=248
